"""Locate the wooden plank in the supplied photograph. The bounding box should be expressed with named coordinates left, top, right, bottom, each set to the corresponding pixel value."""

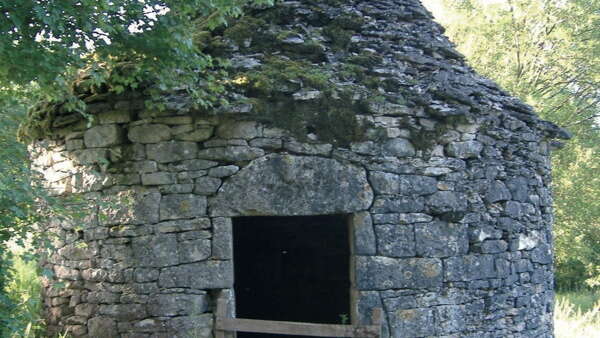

left=217, top=317, right=381, bottom=337
left=215, top=297, right=227, bottom=338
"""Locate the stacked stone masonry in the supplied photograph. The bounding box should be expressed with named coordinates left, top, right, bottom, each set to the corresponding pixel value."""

left=31, top=0, right=569, bottom=337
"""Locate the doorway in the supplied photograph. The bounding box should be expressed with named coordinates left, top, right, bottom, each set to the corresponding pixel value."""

left=233, top=215, right=351, bottom=338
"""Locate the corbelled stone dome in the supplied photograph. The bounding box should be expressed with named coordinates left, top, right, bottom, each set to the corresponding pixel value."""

left=31, top=1, right=568, bottom=337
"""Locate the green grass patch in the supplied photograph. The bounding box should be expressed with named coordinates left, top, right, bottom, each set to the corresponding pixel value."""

left=555, top=290, right=600, bottom=338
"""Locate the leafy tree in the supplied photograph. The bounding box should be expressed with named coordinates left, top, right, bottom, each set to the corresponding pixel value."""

left=423, top=0, right=600, bottom=289
left=0, top=1, right=271, bottom=335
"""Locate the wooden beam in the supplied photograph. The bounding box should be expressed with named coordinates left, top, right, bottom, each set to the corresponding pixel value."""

left=216, top=318, right=380, bottom=337
left=215, top=297, right=227, bottom=338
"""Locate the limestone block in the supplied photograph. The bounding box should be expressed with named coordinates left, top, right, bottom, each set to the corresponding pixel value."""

left=100, top=191, right=160, bottom=225
left=371, top=196, right=425, bottom=214
left=98, top=111, right=131, bottom=125
left=249, top=138, right=283, bottom=149
left=141, top=172, right=176, bottom=185
left=351, top=212, right=376, bottom=255
left=165, top=314, right=213, bottom=337
left=160, top=194, right=207, bottom=220
left=156, top=218, right=211, bottom=233
left=197, top=146, right=264, bottom=162
left=72, top=148, right=109, bottom=165
left=208, top=165, right=239, bottom=178
left=147, top=142, right=198, bottom=163
left=128, top=124, right=171, bottom=143
left=444, top=255, right=496, bottom=281
left=132, top=234, right=179, bottom=267
left=179, top=239, right=211, bottom=263
left=485, top=180, right=512, bottom=203
left=426, top=191, right=468, bottom=216
left=284, top=141, right=332, bottom=156
left=355, top=256, right=442, bottom=290
left=148, top=293, right=208, bottom=317
left=390, top=308, right=435, bottom=337
left=369, top=172, right=437, bottom=196
left=375, top=224, right=416, bottom=257
left=98, top=304, right=147, bottom=321
left=446, top=141, right=483, bottom=158
left=158, top=260, right=233, bottom=289
left=212, top=217, right=232, bottom=259
left=194, top=177, right=221, bottom=195
left=210, top=154, right=373, bottom=216
left=88, top=316, right=118, bottom=338
left=84, top=125, right=124, bottom=148
left=383, top=138, right=416, bottom=157
left=176, top=126, right=214, bottom=141
left=415, top=221, right=468, bottom=257
left=217, top=120, right=262, bottom=139
left=134, top=268, right=160, bottom=282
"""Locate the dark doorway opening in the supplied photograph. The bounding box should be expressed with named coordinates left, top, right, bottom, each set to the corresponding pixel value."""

left=233, top=215, right=351, bottom=338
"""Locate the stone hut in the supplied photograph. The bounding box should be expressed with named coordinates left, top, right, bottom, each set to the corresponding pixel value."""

left=28, top=0, right=570, bottom=337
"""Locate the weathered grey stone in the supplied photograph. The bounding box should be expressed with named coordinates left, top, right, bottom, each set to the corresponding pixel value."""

left=194, top=177, right=222, bottom=195
left=88, top=316, right=118, bottom=338
left=426, top=191, right=468, bottom=216
left=369, top=172, right=437, bottom=195
left=208, top=165, right=239, bottom=178
left=415, top=221, right=468, bottom=257
left=175, top=126, right=214, bottom=141
left=356, top=256, right=442, bottom=290
left=100, top=191, right=160, bottom=225
left=197, top=146, right=264, bottom=162
left=383, top=138, right=416, bottom=157
left=147, top=142, right=198, bottom=163
left=73, top=148, right=110, bottom=165
left=390, top=308, right=435, bottom=337
left=134, top=268, right=159, bottom=282
left=141, top=172, right=176, bottom=185
left=444, top=255, right=496, bottom=281
left=165, top=314, right=213, bottom=336
left=132, top=234, right=178, bottom=267
left=375, top=224, right=416, bottom=257
left=284, top=141, right=332, bottom=155
left=249, top=138, right=283, bottom=149
left=217, top=120, right=262, bottom=139
left=506, top=177, right=530, bottom=202
left=436, top=305, right=466, bottom=334
left=485, top=180, right=512, bottom=203
left=98, top=111, right=131, bottom=124
left=160, top=194, right=207, bottom=220
left=128, top=124, right=171, bottom=143
left=212, top=217, right=232, bottom=259
left=148, top=294, right=208, bottom=317
left=480, top=239, right=508, bottom=253
left=98, top=304, right=146, bottom=321
left=352, top=212, right=377, bottom=255
left=371, top=196, right=425, bottom=213
left=446, top=141, right=483, bottom=158
left=158, top=260, right=233, bottom=288
left=84, top=125, right=124, bottom=148
left=179, top=239, right=211, bottom=263
left=211, top=154, right=373, bottom=216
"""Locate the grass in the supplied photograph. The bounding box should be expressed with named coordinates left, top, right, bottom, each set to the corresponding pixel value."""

left=555, top=290, right=600, bottom=338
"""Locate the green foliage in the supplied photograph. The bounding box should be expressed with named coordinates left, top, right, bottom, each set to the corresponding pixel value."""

left=2, top=252, right=44, bottom=338
left=423, top=0, right=600, bottom=289
left=0, top=0, right=275, bottom=113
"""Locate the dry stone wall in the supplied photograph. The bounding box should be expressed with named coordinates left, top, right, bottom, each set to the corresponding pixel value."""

left=29, top=0, right=570, bottom=337
left=34, top=99, right=557, bottom=337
